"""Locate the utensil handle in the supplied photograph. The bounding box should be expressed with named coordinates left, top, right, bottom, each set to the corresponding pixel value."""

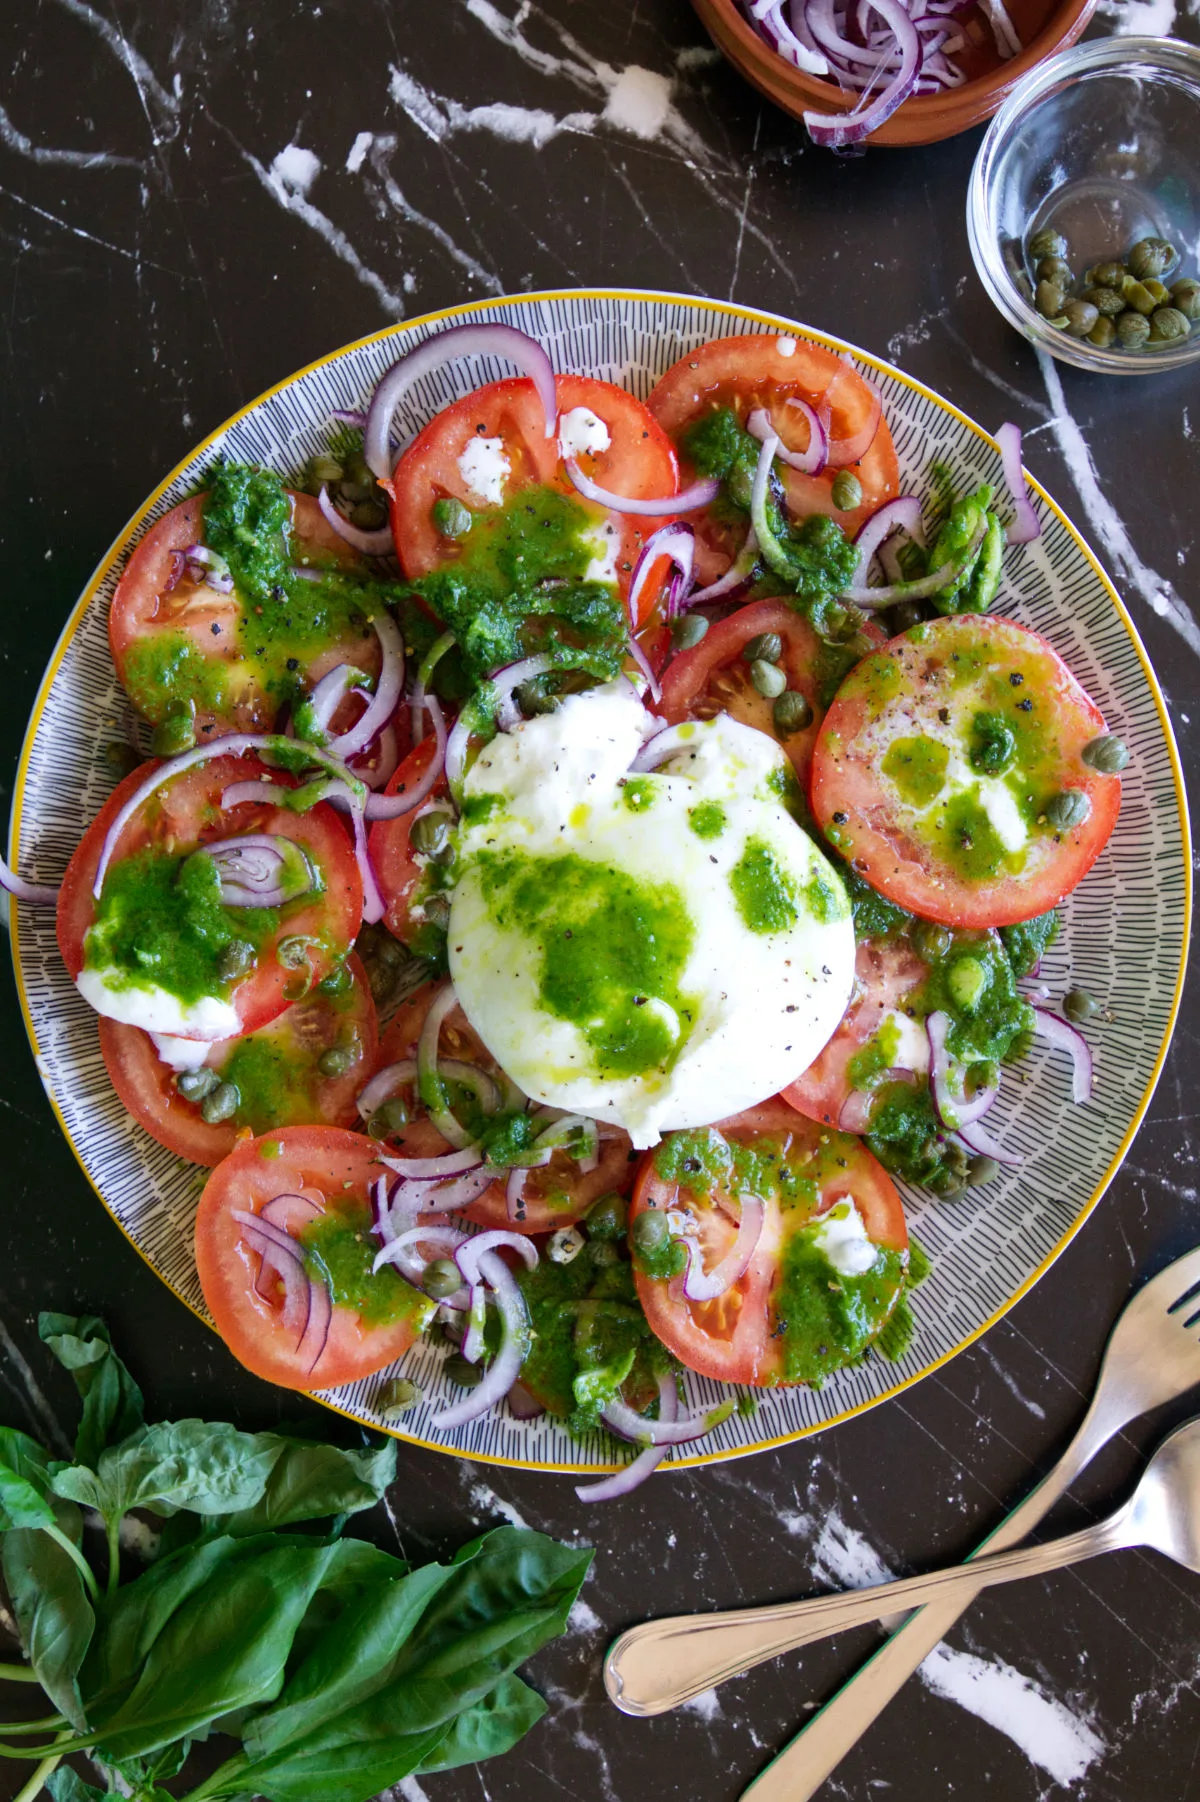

left=737, top=1388, right=1128, bottom=1802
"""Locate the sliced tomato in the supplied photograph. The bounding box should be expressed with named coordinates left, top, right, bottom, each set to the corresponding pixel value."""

left=371, top=981, right=634, bottom=1233
left=195, top=1126, right=433, bottom=1390
left=99, top=953, right=379, bottom=1166
left=109, top=490, right=379, bottom=739
left=630, top=1099, right=907, bottom=1387
left=368, top=736, right=451, bottom=948
left=387, top=374, right=679, bottom=625
left=58, top=757, right=363, bottom=1038
left=783, top=938, right=929, bottom=1129
left=809, top=615, right=1122, bottom=929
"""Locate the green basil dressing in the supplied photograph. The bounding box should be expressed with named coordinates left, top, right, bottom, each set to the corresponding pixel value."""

left=299, top=1201, right=434, bottom=1331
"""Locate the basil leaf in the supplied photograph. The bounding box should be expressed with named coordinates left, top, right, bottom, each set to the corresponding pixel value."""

left=3, top=1497, right=95, bottom=1729
left=47, top=1770, right=106, bottom=1802
left=39, top=1313, right=145, bottom=1469
left=205, top=1435, right=397, bottom=1537
left=51, top=1421, right=282, bottom=1527
left=0, top=1424, right=58, bottom=1531
left=414, top=1674, right=546, bottom=1773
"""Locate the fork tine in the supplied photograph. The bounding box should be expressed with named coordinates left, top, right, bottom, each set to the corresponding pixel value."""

left=1157, top=1246, right=1200, bottom=1313
left=1167, top=1278, right=1200, bottom=1317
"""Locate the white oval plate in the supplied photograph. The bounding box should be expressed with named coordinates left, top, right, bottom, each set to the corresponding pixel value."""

left=9, top=290, right=1191, bottom=1475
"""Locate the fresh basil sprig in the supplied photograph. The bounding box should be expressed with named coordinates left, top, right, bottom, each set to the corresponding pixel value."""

left=0, top=1314, right=593, bottom=1802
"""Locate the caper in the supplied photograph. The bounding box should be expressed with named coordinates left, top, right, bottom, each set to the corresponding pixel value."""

left=843, top=631, right=876, bottom=662
left=886, top=600, right=924, bottom=635
left=591, top=1241, right=621, bottom=1268
left=1035, top=279, right=1067, bottom=320
left=1035, top=255, right=1073, bottom=287
left=377, top=1377, right=421, bottom=1417
left=1063, top=987, right=1098, bottom=1024
left=1046, top=788, right=1091, bottom=830
left=176, top=1065, right=219, bottom=1102
left=1028, top=226, right=1068, bottom=263
left=317, top=960, right=353, bottom=996
left=1087, top=260, right=1127, bottom=289
left=671, top=611, right=709, bottom=650
left=367, top=1097, right=410, bottom=1139
left=424, top=1259, right=463, bottom=1300
left=411, top=813, right=451, bottom=858
left=1127, top=237, right=1176, bottom=282
left=1087, top=317, right=1117, bottom=351
left=515, top=680, right=560, bottom=717
left=1081, top=285, right=1125, bottom=320
left=947, top=955, right=986, bottom=1012
left=632, top=1210, right=668, bottom=1254
left=423, top=893, right=452, bottom=931
left=750, top=658, right=787, bottom=699
left=152, top=708, right=197, bottom=756
left=1170, top=278, right=1200, bottom=322
left=344, top=453, right=374, bottom=490
left=965, top=1154, right=1000, bottom=1188
left=350, top=500, right=387, bottom=530
left=309, top=453, right=344, bottom=488
left=217, top=939, right=256, bottom=984
left=584, top=1192, right=628, bottom=1241
left=103, top=740, right=141, bottom=781
left=1150, top=306, right=1190, bottom=344
left=1116, top=310, right=1151, bottom=349
left=547, top=1226, right=586, bottom=1265
left=1082, top=734, right=1129, bottom=775
left=912, top=921, right=952, bottom=963
left=1121, top=276, right=1158, bottom=316
left=431, top=496, right=473, bottom=539
left=444, top=1355, right=484, bottom=1389
left=1061, top=298, right=1099, bottom=339
left=743, top=631, right=784, bottom=664
left=318, top=1043, right=357, bottom=1078
left=200, top=1081, right=240, bottom=1125
left=773, top=690, right=814, bottom=737
left=830, top=470, right=863, bottom=512
left=1142, top=278, right=1172, bottom=307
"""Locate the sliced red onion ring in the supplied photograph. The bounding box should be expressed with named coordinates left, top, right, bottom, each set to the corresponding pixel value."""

left=463, top=1284, right=489, bottom=1363
left=491, top=653, right=556, bottom=731
left=316, top=483, right=394, bottom=556
left=331, top=406, right=367, bottom=428
left=1032, top=1007, right=1093, bottom=1105
left=680, top=1196, right=765, bottom=1302
left=626, top=634, right=662, bottom=705
left=260, top=1193, right=323, bottom=1231
left=299, top=664, right=365, bottom=743
left=372, top=1222, right=467, bottom=1280
left=600, top=1391, right=734, bottom=1448
left=575, top=1369, right=678, bottom=1502
left=231, top=1208, right=306, bottom=1264
left=381, top=1145, right=483, bottom=1181
left=687, top=522, right=760, bottom=605
left=181, top=543, right=235, bottom=594
left=352, top=721, right=399, bottom=791
left=417, top=983, right=473, bottom=1148
left=852, top=495, right=925, bottom=586
left=0, top=853, right=58, bottom=905
left=327, top=613, right=405, bottom=761
left=195, top=834, right=316, bottom=908
left=953, top=1118, right=1022, bottom=1167
left=370, top=1173, right=398, bottom=1245
left=444, top=706, right=474, bottom=806
left=747, top=402, right=826, bottom=474
left=626, top=523, right=695, bottom=626
left=357, top=1058, right=418, bottom=1119
left=438, top=1059, right=503, bottom=1115
left=363, top=693, right=446, bottom=820
left=820, top=361, right=885, bottom=463
left=298, top=776, right=384, bottom=925
left=995, top=422, right=1041, bottom=546
left=221, top=779, right=282, bottom=810
left=841, top=519, right=985, bottom=607
left=365, top=323, right=556, bottom=481
left=297, top=1273, right=332, bottom=1375
left=839, top=1069, right=918, bottom=1134
left=429, top=1248, right=531, bottom=1431
left=564, top=458, right=718, bottom=517
left=927, top=1011, right=999, bottom=1130
left=456, top=1231, right=540, bottom=1285
left=390, top=1165, right=498, bottom=1216
left=506, top=1164, right=548, bottom=1225
left=630, top=723, right=706, bottom=775
left=506, top=1380, right=546, bottom=1421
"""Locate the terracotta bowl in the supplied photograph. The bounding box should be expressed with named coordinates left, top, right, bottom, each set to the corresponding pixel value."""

left=691, top=0, right=1099, bottom=146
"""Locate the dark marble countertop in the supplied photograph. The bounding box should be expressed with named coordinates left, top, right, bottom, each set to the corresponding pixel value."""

left=2, top=3, right=1199, bottom=1798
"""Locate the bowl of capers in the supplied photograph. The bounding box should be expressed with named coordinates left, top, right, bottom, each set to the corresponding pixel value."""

left=968, top=35, right=1200, bottom=373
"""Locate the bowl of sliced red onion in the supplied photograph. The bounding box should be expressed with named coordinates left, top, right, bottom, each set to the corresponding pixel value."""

left=694, top=0, right=1097, bottom=147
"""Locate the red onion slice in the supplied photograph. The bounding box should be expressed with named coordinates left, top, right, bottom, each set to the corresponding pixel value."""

left=747, top=0, right=830, bottom=73
left=680, top=1196, right=765, bottom=1302
left=839, top=1088, right=877, bottom=1133
left=1032, top=1007, right=1093, bottom=1105
left=564, top=458, right=718, bottom=518
left=381, top=1145, right=483, bottom=1181
left=687, top=523, right=760, bottom=606
left=352, top=721, right=399, bottom=792
left=506, top=1379, right=546, bottom=1421
left=363, top=693, right=447, bottom=820
left=231, top=1208, right=306, bottom=1264
left=357, top=1057, right=418, bottom=1119
left=927, top=1011, right=999, bottom=1130
left=300, top=664, right=365, bottom=742
left=0, top=854, right=58, bottom=905
left=260, top=1193, right=324, bottom=1231
left=600, top=1390, right=734, bottom=1448
left=820, top=361, right=885, bottom=463
left=298, top=1273, right=332, bottom=1375
left=365, top=323, right=556, bottom=481
left=995, top=422, right=1041, bottom=546
left=456, top=1230, right=540, bottom=1286
left=747, top=402, right=826, bottom=474
left=953, top=1119, right=1022, bottom=1167
left=626, top=634, right=662, bottom=705
left=429, top=1248, right=531, bottom=1430
left=490, top=653, right=556, bottom=731
left=852, top=495, right=925, bottom=587
left=180, top=543, right=235, bottom=594
left=626, top=524, right=696, bottom=626
left=299, top=777, right=384, bottom=925
left=327, top=613, right=405, bottom=762
left=575, top=1369, right=678, bottom=1501
left=394, top=1165, right=498, bottom=1215
left=630, top=723, right=706, bottom=775
left=372, top=1222, right=467, bottom=1281
left=842, top=519, right=985, bottom=607
left=195, top=834, right=316, bottom=908
left=316, top=483, right=394, bottom=556
left=417, top=984, right=473, bottom=1148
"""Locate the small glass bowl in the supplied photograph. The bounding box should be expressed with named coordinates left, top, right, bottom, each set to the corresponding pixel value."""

left=968, top=36, right=1200, bottom=374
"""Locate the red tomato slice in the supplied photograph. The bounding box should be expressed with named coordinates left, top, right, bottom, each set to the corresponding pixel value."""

left=783, top=938, right=928, bottom=1129
left=648, top=334, right=899, bottom=586
left=109, top=491, right=379, bottom=739
left=58, top=757, right=363, bottom=1038
left=368, top=735, right=451, bottom=948
left=809, top=615, right=1122, bottom=929
left=195, top=1126, right=432, bottom=1390
left=99, top=953, right=379, bottom=1166
left=658, top=598, right=881, bottom=787
left=387, top=374, right=679, bottom=624
left=630, top=1099, right=906, bottom=1386
left=371, top=981, right=635, bottom=1233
